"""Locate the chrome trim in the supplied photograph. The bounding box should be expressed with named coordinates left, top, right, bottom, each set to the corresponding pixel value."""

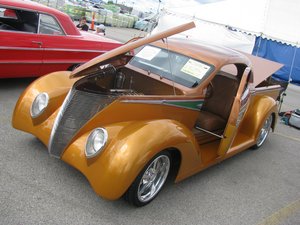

left=48, top=88, right=117, bottom=158
left=0, top=46, right=106, bottom=53
left=195, top=126, right=224, bottom=139
left=121, top=99, right=203, bottom=111
left=254, top=85, right=281, bottom=94
left=37, top=12, right=41, bottom=34
left=236, top=102, right=248, bottom=127
left=43, top=48, right=106, bottom=53
left=0, top=61, right=41, bottom=64
left=0, top=60, right=84, bottom=64
left=121, top=99, right=163, bottom=104
left=0, top=30, right=35, bottom=34
left=0, top=47, right=42, bottom=51
left=48, top=90, right=72, bottom=158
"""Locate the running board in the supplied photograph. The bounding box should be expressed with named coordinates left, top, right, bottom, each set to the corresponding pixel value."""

left=195, top=126, right=225, bottom=139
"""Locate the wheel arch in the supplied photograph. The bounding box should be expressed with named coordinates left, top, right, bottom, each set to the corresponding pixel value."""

left=270, top=112, right=277, bottom=131
left=166, top=147, right=182, bottom=182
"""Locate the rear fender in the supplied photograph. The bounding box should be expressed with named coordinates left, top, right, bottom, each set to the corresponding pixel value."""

left=238, top=95, right=278, bottom=140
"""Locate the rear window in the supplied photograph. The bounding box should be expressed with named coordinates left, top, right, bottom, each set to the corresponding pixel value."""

left=39, top=14, right=64, bottom=35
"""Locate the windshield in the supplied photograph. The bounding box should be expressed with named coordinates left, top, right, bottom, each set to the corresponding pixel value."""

left=129, top=45, right=214, bottom=88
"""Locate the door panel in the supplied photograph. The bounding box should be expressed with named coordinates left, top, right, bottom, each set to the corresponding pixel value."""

left=0, top=31, right=42, bottom=78
left=0, top=7, right=41, bottom=78
left=217, top=67, right=251, bottom=156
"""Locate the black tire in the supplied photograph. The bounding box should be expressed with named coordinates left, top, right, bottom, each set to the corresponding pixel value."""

left=251, top=114, right=273, bottom=150
left=124, top=151, right=171, bottom=207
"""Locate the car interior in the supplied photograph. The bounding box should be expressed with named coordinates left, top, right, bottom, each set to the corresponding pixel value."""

left=193, top=64, right=247, bottom=145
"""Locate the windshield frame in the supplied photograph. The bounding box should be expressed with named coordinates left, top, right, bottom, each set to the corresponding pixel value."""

left=129, top=44, right=215, bottom=88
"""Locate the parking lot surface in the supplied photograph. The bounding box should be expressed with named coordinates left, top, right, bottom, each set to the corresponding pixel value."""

left=1, top=28, right=300, bottom=225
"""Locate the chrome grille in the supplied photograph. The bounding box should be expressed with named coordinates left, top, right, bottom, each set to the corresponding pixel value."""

left=48, top=88, right=117, bottom=158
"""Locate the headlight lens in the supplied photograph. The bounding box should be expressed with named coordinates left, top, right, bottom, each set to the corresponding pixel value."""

left=85, top=128, right=108, bottom=158
left=30, top=92, right=49, bottom=118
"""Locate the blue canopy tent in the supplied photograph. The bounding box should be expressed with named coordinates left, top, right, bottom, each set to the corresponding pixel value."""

left=253, top=38, right=300, bottom=85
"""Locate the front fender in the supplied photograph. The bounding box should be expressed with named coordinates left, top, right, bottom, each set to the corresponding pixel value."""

left=61, top=119, right=200, bottom=200
left=12, top=71, right=75, bottom=145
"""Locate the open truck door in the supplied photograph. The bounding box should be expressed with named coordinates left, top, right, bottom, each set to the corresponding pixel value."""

left=217, top=67, right=251, bottom=156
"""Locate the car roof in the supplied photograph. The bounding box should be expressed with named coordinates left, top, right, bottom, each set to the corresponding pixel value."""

left=153, top=38, right=251, bottom=68
left=0, top=0, right=80, bottom=35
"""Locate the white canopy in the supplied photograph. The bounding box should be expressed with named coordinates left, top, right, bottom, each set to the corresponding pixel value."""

left=153, top=13, right=256, bottom=53
left=161, top=0, right=300, bottom=47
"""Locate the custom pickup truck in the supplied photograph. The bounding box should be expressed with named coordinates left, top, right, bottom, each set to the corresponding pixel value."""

left=13, top=22, right=283, bottom=206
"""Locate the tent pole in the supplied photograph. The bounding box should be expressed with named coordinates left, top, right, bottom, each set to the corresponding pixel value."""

left=288, top=45, right=297, bottom=82
left=255, top=33, right=263, bottom=56
left=278, top=46, right=297, bottom=113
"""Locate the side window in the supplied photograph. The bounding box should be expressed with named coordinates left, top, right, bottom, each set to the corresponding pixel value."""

left=0, top=7, right=18, bottom=31
left=0, top=7, right=38, bottom=33
left=39, top=14, right=64, bottom=35
left=219, top=64, right=238, bottom=76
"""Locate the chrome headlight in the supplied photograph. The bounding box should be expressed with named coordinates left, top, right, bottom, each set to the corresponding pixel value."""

left=85, top=128, right=108, bottom=158
left=30, top=92, right=49, bottom=118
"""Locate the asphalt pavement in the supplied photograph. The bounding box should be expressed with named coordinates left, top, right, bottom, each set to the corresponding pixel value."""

left=1, top=28, right=300, bottom=225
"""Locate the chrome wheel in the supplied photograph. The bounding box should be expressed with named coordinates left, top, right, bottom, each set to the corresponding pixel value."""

left=137, top=155, right=170, bottom=203
left=125, top=151, right=172, bottom=206
left=255, top=115, right=273, bottom=148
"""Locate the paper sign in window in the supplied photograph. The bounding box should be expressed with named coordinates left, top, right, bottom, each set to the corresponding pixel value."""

left=181, top=59, right=210, bottom=79
left=136, top=46, right=161, bottom=61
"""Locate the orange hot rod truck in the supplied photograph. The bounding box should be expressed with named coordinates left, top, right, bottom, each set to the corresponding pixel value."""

left=12, top=22, right=283, bottom=206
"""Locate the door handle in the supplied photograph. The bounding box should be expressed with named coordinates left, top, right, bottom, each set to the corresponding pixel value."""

left=32, top=41, right=43, bottom=47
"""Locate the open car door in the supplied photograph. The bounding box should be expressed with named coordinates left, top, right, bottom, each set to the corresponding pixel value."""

left=217, top=67, right=251, bottom=156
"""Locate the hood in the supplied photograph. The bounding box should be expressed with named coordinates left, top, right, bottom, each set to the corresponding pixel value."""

left=70, top=22, right=196, bottom=78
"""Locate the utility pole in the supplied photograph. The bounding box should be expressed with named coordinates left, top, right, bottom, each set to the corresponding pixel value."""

left=157, top=0, right=161, bottom=13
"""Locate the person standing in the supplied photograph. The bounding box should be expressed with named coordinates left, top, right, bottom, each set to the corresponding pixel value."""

left=94, top=24, right=106, bottom=36
left=76, top=16, right=89, bottom=31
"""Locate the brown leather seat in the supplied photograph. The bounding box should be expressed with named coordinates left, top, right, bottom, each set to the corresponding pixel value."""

left=196, top=74, right=239, bottom=132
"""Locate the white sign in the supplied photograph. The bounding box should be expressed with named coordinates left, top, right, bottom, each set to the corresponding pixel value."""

left=181, top=59, right=211, bottom=79
left=136, top=46, right=161, bottom=61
